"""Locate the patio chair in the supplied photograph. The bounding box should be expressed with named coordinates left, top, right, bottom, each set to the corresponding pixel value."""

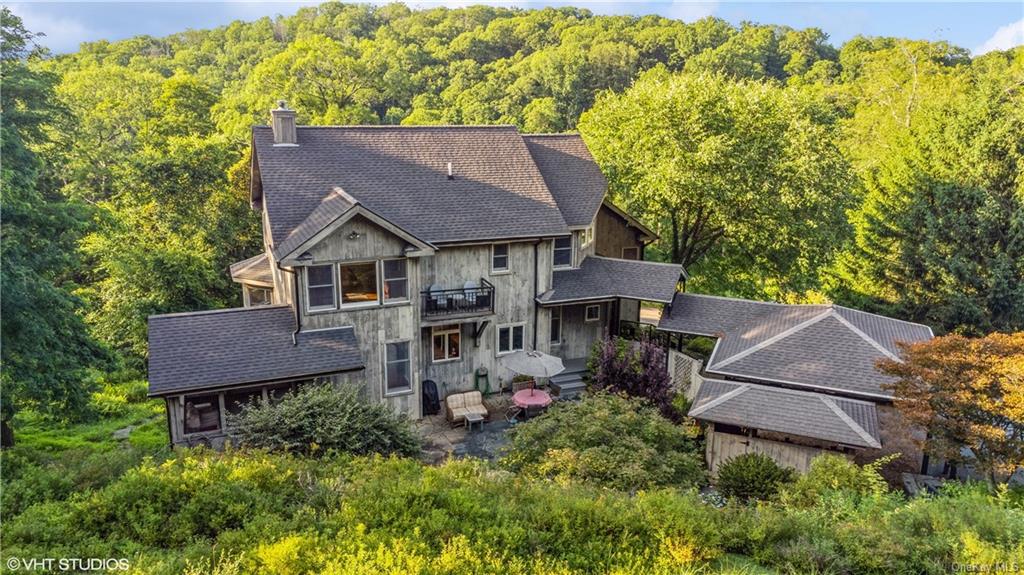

left=445, top=391, right=489, bottom=426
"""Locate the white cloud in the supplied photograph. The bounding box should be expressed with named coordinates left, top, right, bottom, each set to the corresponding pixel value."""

left=974, top=18, right=1024, bottom=55
left=7, top=3, right=95, bottom=53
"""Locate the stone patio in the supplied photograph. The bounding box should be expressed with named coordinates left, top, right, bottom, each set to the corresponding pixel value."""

left=416, top=392, right=520, bottom=465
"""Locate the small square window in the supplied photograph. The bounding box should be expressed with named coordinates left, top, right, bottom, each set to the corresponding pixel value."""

left=183, top=394, right=221, bottom=434
left=497, top=324, right=525, bottom=354
left=585, top=304, right=601, bottom=322
left=621, top=247, right=640, bottom=260
left=492, top=243, right=509, bottom=272
left=553, top=237, right=572, bottom=268
left=432, top=324, right=461, bottom=362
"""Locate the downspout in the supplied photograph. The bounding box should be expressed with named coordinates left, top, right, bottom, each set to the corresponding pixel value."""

left=277, top=264, right=301, bottom=345
left=533, top=240, right=540, bottom=350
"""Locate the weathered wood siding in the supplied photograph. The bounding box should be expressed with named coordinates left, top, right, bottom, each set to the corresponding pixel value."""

left=595, top=204, right=644, bottom=259
left=420, top=240, right=553, bottom=397
left=554, top=302, right=609, bottom=360
left=706, top=427, right=842, bottom=475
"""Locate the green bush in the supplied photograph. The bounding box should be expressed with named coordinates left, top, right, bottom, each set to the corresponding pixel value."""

left=716, top=453, right=795, bottom=501
left=779, top=453, right=891, bottom=508
left=500, top=393, right=705, bottom=490
left=226, top=384, right=419, bottom=457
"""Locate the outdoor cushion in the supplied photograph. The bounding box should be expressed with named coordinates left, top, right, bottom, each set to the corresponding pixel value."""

left=447, top=394, right=466, bottom=410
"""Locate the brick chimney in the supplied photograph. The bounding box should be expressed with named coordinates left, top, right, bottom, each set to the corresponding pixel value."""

left=270, top=101, right=297, bottom=146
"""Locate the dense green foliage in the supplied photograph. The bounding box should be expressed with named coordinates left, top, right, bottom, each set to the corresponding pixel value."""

left=501, top=393, right=705, bottom=489
left=716, top=453, right=795, bottom=501
left=0, top=8, right=108, bottom=442
left=227, top=384, right=420, bottom=457
left=3, top=446, right=1022, bottom=574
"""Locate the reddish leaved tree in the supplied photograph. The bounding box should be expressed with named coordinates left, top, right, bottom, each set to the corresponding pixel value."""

left=587, top=335, right=678, bottom=421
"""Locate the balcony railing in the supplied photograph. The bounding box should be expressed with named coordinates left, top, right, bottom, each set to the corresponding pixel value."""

left=421, top=278, right=495, bottom=318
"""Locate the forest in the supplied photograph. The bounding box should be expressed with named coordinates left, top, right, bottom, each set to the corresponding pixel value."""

left=2, top=4, right=1023, bottom=573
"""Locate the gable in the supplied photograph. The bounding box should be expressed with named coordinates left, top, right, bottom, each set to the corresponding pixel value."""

left=306, top=214, right=410, bottom=262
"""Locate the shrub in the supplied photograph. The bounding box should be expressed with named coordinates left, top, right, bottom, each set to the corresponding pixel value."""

left=501, top=393, right=705, bottom=490
left=779, top=453, right=891, bottom=508
left=227, top=384, right=419, bottom=457
left=588, top=335, right=678, bottom=420
left=716, top=453, right=795, bottom=501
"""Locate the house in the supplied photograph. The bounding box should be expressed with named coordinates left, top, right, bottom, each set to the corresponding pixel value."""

left=658, top=293, right=934, bottom=475
left=147, top=103, right=685, bottom=447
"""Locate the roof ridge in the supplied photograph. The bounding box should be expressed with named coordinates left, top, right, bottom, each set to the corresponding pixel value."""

left=700, top=377, right=877, bottom=406
left=255, top=124, right=520, bottom=130
left=522, top=133, right=582, bottom=137
left=688, top=382, right=748, bottom=417
left=829, top=309, right=901, bottom=361
left=833, top=304, right=934, bottom=331
left=822, top=396, right=881, bottom=448
left=677, top=292, right=827, bottom=308
left=149, top=305, right=290, bottom=321
left=711, top=309, right=834, bottom=370
left=588, top=255, right=682, bottom=268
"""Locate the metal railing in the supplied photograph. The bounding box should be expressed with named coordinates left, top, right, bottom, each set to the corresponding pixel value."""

left=421, top=278, right=495, bottom=318
left=618, top=319, right=687, bottom=351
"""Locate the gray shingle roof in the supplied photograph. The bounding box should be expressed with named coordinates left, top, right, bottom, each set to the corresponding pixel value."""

left=253, top=126, right=570, bottom=248
left=523, top=134, right=607, bottom=228
left=229, top=253, right=273, bottom=286
left=690, top=378, right=882, bottom=448
left=538, top=256, right=682, bottom=304
left=148, top=306, right=363, bottom=396
left=659, top=293, right=933, bottom=398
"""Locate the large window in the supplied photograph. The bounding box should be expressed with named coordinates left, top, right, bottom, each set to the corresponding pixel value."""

left=491, top=243, right=509, bottom=272
left=432, top=324, right=461, bottom=362
left=382, top=259, right=408, bottom=302
left=385, top=341, right=412, bottom=394
left=306, top=264, right=336, bottom=311
left=245, top=285, right=272, bottom=307
left=549, top=307, right=562, bottom=344
left=553, top=237, right=572, bottom=268
left=340, top=261, right=378, bottom=305
left=183, top=394, right=221, bottom=434
left=497, top=324, right=525, bottom=355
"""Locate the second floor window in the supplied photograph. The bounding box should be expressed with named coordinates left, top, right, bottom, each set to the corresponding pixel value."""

left=382, top=259, right=408, bottom=302
left=340, top=261, right=378, bottom=305
left=492, top=243, right=509, bottom=272
left=306, top=264, right=336, bottom=311
left=432, top=324, right=461, bottom=362
left=553, top=237, right=572, bottom=268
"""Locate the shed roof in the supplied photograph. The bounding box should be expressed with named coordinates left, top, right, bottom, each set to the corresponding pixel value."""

left=690, top=378, right=882, bottom=449
left=523, top=134, right=607, bottom=228
left=253, top=126, right=571, bottom=248
left=148, top=306, right=363, bottom=396
left=659, top=293, right=933, bottom=399
left=538, top=256, right=683, bottom=305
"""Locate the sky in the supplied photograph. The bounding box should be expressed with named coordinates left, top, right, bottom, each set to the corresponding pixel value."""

left=7, top=1, right=1024, bottom=56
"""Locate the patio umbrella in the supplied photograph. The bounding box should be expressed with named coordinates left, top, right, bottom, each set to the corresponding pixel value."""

left=502, top=350, right=565, bottom=395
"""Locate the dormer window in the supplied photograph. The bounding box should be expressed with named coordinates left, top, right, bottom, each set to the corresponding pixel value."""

left=306, top=264, right=336, bottom=311
left=553, top=237, right=572, bottom=268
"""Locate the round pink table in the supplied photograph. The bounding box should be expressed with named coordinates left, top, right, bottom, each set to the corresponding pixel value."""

left=513, top=389, right=552, bottom=417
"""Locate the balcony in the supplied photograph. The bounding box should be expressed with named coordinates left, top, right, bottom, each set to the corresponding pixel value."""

left=421, top=278, right=495, bottom=319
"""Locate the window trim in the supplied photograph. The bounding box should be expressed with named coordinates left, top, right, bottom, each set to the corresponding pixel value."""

left=585, top=304, right=601, bottom=322
left=496, top=322, right=527, bottom=356
left=491, top=243, right=510, bottom=274
left=552, top=236, right=573, bottom=269
left=338, top=259, right=381, bottom=309
left=581, top=225, right=594, bottom=247
left=549, top=306, right=562, bottom=345
left=381, top=258, right=409, bottom=304
left=182, top=393, right=223, bottom=436
left=383, top=339, right=413, bottom=397
left=243, top=285, right=273, bottom=307
left=304, top=263, right=337, bottom=313
left=621, top=246, right=640, bottom=260
left=431, top=324, right=462, bottom=363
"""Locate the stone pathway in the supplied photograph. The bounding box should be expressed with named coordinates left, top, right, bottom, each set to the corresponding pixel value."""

left=416, top=393, right=516, bottom=465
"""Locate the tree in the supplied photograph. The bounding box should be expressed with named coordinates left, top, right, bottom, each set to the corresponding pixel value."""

left=828, top=43, right=1024, bottom=334
left=580, top=69, right=855, bottom=299
left=587, top=335, right=677, bottom=421
left=0, top=9, right=107, bottom=445
left=877, top=332, right=1024, bottom=488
